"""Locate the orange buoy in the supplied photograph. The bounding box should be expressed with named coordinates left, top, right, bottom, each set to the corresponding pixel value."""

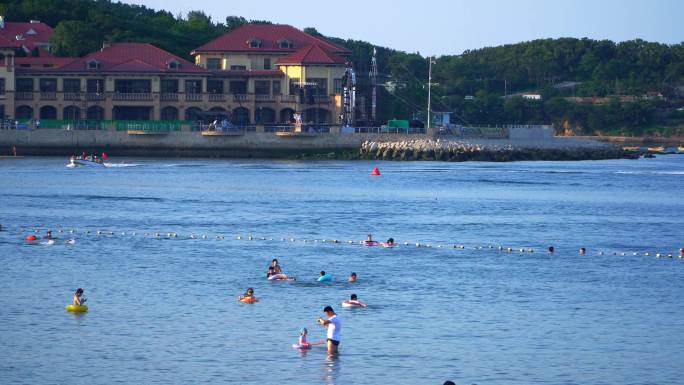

left=371, top=167, right=381, bottom=176
left=26, top=234, right=37, bottom=241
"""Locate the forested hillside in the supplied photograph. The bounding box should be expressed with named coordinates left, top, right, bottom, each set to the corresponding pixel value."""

left=2, top=0, right=683, bottom=135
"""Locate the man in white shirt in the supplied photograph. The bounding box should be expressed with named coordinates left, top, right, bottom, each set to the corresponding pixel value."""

left=318, top=305, right=342, bottom=355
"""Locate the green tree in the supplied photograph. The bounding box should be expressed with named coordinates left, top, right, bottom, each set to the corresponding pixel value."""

left=50, top=20, right=101, bottom=57
left=225, top=16, right=247, bottom=31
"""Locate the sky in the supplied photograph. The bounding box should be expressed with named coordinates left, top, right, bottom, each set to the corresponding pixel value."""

left=122, top=0, right=683, bottom=56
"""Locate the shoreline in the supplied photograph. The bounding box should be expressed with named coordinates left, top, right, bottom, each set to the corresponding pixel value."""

left=0, top=129, right=635, bottom=161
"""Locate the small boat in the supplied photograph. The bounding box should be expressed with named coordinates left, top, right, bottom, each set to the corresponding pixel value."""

left=67, top=156, right=105, bottom=168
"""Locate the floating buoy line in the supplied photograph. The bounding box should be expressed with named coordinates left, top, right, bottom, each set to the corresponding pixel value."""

left=4, top=225, right=682, bottom=260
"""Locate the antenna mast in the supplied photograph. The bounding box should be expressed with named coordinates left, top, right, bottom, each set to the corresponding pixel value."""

left=342, top=62, right=357, bottom=126
left=370, top=47, right=378, bottom=124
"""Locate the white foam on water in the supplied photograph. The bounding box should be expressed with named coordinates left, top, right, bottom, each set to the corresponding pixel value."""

left=104, top=163, right=142, bottom=168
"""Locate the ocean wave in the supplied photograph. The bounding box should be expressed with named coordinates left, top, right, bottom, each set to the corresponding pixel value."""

left=477, top=178, right=553, bottom=186
left=616, top=171, right=684, bottom=175
left=1, top=193, right=164, bottom=202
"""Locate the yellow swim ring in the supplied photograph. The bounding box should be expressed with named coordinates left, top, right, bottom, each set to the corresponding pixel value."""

left=66, top=304, right=88, bottom=312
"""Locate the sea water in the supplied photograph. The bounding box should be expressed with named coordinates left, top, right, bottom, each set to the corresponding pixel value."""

left=0, top=156, right=682, bottom=385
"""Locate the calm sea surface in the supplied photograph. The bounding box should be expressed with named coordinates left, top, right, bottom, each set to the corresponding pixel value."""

left=0, top=156, right=682, bottom=385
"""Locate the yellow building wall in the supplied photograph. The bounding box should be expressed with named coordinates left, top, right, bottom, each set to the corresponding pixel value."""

left=197, top=53, right=285, bottom=71
left=194, top=53, right=345, bottom=96
left=1, top=49, right=15, bottom=91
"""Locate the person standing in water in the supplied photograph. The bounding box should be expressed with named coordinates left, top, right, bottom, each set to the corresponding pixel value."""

left=348, top=272, right=357, bottom=283
left=318, top=306, right=342, bottom=355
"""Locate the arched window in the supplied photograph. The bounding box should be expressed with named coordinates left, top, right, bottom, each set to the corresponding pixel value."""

left=256, top=107, right=276, bottom=124
left=63, top=106, right=81, bottom=120
left=15, top=105, right=33, bottom=119
left=39, top=105, right=57, bottom=119
left=161, top=106, right=179, bottom=121
left=184, top=107, right=202, bottom=121
left=232, top=107, right=250, bottom=126
left=87, top=106, right=105, bottom=120
left=280, top=108, right=295, bottom=124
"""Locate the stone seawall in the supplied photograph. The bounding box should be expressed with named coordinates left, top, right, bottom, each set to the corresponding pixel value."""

left=0, top=129, right=629, bottom=161
left=358, top=137, right=629, bottom=162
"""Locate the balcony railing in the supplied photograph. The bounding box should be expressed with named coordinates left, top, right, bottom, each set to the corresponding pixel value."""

left=113, top=92, right=153, bottom=101
left=64, top=92, right=81, bottom=101
left=161, top=93, right=178, bottom=101
left=185, top=93, right=202, bottom=102
left=87, top=93, right=106, bottom=101
left=7, top=91, right=337, bottom=104
left=15, top=91, right=34, bottom=100
left=40, top=91, right=57, bottom=100
left=255, top=94, right=275, bottom=102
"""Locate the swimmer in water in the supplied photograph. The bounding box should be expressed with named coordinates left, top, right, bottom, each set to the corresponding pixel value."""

left=73, top=288, right=86, bottom=305
left=343, top=294, right=367, bottom=308
left=267, top=266, right=276, bottom=279
left=270, top=258, right=283, bottom=275
left=579, top=247, right=586, bottom=256
left=239, top=287, right=258, bottom=302
left=45, top=230, right=53, bottom=239
left=548, top=246, right=555, bottom=253
left=348, top=272, right=357, bottom=283
left=385, top=238, right=395, bottom=246
left=298, top=327, right=310, bottom=348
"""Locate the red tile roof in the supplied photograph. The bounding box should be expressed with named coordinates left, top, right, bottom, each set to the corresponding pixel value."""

left=0, top=21, right=53, bottom=50
left=276, top=44, right=346, bottom=65
left=192, top=24, right=349, bottom=55
left=57, top=43, right=206, bottom=73
left=15, top=55, right=75, bottom=67
left=0, top=34, right=18, bottom=48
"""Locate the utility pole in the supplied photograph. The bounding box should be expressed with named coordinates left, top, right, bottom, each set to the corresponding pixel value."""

left=427, top=56, right=436, bottom=129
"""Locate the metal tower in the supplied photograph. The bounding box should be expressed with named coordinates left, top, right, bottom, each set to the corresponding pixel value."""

left=370, top=47, right=378, bottom=124
left=342, top=62, right=357, bottom=126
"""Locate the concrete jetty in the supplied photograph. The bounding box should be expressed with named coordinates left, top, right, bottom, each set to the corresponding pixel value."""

left=0, top=126, right=629, bottom=161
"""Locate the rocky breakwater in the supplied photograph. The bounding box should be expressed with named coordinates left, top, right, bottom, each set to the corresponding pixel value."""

left=359, top=138, right=631, bottom=162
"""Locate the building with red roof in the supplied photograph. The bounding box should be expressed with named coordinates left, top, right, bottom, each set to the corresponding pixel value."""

left=192, top=24, right=350, bottom=125
left=0, top=17, right=54, bottom=53
left=2, top=22, right=347, bottom=126
left=192, top=24, right=349, bottom=56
